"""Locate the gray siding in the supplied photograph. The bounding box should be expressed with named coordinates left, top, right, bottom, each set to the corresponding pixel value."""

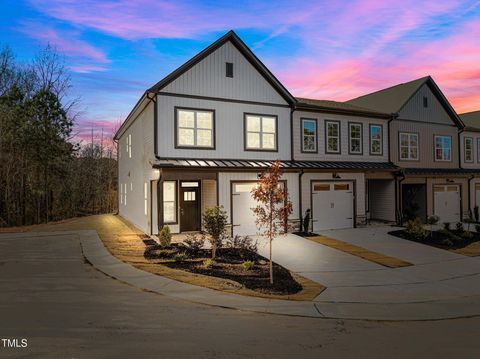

left=293, top=111, right=389, bottom=162
left=156, top=95, right=291, bottom=160
left=399, top=84, right=453, bottom=125
left=161, top=41, right=287, bottom=105
left=368, top=180, right=395, bottom=221
left=390, top=120, right=459, bottom=168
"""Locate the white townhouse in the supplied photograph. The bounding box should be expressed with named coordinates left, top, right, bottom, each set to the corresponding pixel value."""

left=114, top=30, right=395, bottom=236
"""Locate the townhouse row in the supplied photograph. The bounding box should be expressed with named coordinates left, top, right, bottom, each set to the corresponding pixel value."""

left=114, top=30, right=480, bottom=236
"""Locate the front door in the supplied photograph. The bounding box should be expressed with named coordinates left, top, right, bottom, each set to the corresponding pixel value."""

left=180, top=181, right=201, bottom=232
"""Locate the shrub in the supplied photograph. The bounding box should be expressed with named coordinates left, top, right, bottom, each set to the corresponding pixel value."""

left=442, top=238, right=453, bottom=247
left=439, top=229, right=464, bottom=245
left=443, top=222, right=451, bottom=231
left=173, top=252, right=187, bottom=262
left=405, top=217, right=427, bottom=240
left=455, top=222, right=464, bottom=233
left=203, top=258, right=215, bottom=269
left=242, top=260, right=255, bottom=270
left=183, top=233, right=205, bottom=252
left=426, top=215, right=439, bottom=237
left=159, top=225, right=172, bottom=247
left=474, top=206, right=479, bottom=222
left=475, top=224, right=480, bottom=233
left=225, top=235, right=258, bottom=252
left=302, top=209, right=311, bottom=233
left=462, top=231, right=473, bottom=239
left=203, top=206, right=228, bottom=259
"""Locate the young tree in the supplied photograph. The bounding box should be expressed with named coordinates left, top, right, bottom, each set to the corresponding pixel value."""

left=251, top=160, right=293, bottom=284
left=203, top=206, right=228, bottom=259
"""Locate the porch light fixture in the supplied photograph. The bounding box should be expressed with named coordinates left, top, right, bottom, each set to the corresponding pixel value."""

left=332, top=173, right=341, bottom=179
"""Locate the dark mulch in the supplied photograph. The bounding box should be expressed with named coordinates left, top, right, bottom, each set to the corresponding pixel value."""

left=293, top=231, right=319, bottom=237
left=144, top=245, right=302, bottom=295
left=389, top=229, right=480, bottom=250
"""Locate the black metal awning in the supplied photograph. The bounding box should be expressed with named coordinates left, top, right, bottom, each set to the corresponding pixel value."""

left=402, top=168, right=480, bottom=176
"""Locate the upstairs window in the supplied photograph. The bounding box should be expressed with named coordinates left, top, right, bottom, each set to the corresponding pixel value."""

left=302, top=119, right=317, bottom=152
left=465, top=137, right=473, bottom=162
left=348, top=122, right=362, bottom=154
left=399, top=132, right=418, bottom=160
left=125, top=134, right=132, bottom=158
left=434, top=135, right=452, bottom=161
left=370, top=124, right=383, bottom=155
left=245, top=114, right=277, bottom=151
left=325, top=120, right=340, bottom=154
left=176, top=108, right=215, bottom=149
left=226, top=62, right=233, bottom=78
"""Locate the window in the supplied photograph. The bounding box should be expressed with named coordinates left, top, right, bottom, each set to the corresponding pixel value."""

left=325, top=121, right=340, bottom=153
left=245, top=114, right=277, bottom=151
left=144, top=182, right=148, bottom=216
left=348, top=122, right=362, bottom=154
left=334, top=183, right=349, bottom=191
left=124, top=183, right=127, bottom=205
left=313, top=184, right=330, bottom=191
left=370, top=124, right=383, bottom=155
left=434, top=135, right=452, bottom=161
left=226, top=62, right=233, bottom=78
left=465, top=137, right=473, bottom=162
left=477, top=138, right=480, bottom=163
left=399, top=132, right=419, bottom=160
left=302, top=119, right=317, bottom=152
left=163, top=181, right=177, bottom=223
left=423, top=96, right=428, bottom=108
left=176, top=108, right=214, bottom=148
left=120, top=183, right=123, bottom=204
left=125, top=134, right=132, bottom=158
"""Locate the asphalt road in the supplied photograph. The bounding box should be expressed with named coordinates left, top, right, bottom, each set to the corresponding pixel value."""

left=0, top=232, right=479, bottom=358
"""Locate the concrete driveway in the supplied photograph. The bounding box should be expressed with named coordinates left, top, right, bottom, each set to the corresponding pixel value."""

left=255, top=229, right=480, bottom=305
left=1, top=226, right=480, bottom=357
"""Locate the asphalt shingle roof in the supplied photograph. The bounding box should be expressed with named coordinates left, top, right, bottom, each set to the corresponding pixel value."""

left=295, top=97, right=390, bottom=117
left=460, top=110, right=480, bottom=131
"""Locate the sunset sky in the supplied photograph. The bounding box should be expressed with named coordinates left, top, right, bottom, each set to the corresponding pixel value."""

left=1, top=0, right=480, bottom=145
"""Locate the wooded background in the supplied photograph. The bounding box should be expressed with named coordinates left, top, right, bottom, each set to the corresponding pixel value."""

left=0, top=45, right=117, bottom=227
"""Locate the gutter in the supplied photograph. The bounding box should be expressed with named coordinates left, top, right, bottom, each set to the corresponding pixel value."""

left=458, top=127, right=464, bottom=169
left=387, top=113, right=398, bottom=163
left=395, top=170, right=406, bottom=225
left=468, top=174, right=475, bottom=215
left=298, top=169, right=304, bottom=231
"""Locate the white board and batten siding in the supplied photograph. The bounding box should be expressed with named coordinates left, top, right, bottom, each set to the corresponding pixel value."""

left=118, top=101, right=158, bottom=234
left=161, top=41, right=287, bottom=105
left=292, top=111, right=389, bottom=162
left=156, top=96, right=290, bottom=160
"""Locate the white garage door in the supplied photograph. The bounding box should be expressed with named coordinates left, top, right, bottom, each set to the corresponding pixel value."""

left=232, top=182, right=259, bottom=236
left=312, top=181, right=354, bottom=231
left=434, top=185, right=460, bottom=223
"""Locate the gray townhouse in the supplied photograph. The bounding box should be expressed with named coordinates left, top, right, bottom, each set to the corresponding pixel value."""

left=113, top=30, right=478, bottom=236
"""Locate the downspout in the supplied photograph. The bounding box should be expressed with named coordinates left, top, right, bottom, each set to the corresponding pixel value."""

left=387, top=113, right=397, bottom=163
left=468, top=174, right=475, bottom=217
left=290, top=107, right=295, bottom=161
left=396, top=170, right=406, bottom=225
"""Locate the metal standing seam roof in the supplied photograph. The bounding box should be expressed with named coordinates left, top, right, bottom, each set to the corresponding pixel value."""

left=402, top=168, right=480, bottom=175
left=153, top=158, right=398, bottom=170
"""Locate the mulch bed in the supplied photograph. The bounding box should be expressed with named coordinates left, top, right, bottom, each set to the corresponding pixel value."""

left=389, top=229, right=480, bottom=250
left=144, top=245, right=302, bottom=295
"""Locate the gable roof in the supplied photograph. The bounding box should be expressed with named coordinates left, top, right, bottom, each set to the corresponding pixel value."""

left=148, top=30, right=295, bottom=104
left=347, top=76, right=464, bottom=128
left=460, top=110, right=480, bottom=131
left=295, top=97, right=391, bottom=118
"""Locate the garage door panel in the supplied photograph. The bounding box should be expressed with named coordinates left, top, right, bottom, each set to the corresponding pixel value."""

left=434, top=185, right=460, bottom=223
left=312, top=181, right=354, bottom=232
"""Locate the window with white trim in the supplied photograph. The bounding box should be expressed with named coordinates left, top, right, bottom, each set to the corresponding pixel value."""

left=370, top=124, right=383, bottom=155
left=245, top=114, right=277, bottom=150
left=434, top=135, right=451, bottom=161
left=399, top=132, right=418, bottom=160
left=302, top=119, right=317, bottom=152
left=325, top=121, right=340, bottom=153
left=349, top=123, right=362, bottom=154
left=477, top=138, right=480, bottom=163
left=163, top=181, right=177, bottom=223
left=465, top=137, right=473, bottom=162
left=176, top=108, right=214, bottom=148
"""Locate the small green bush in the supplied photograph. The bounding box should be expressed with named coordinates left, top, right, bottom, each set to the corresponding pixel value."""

left=203, top=258, right=215, bottom=269
left=475, top=224, right=480, bottom=233
left=443, top=222, right=451, bottom=231
left=174, top=252, right=187, bottom=262
left=442, top=238, right=453, bottom=247
left=242, top=260, right=255, bottom=270
left=455, top=222, right=464, bottom=233
left=159, top=225, right=172, bottom=247
left=405, top=217, right=427, bottom=240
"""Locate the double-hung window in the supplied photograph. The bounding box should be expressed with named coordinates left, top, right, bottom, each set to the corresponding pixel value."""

left=245, top=114, right=277, bottom=151
left=434, top=135, right=451, bottom=161
left=325, top=121, right=340, bottom=153
left=176, top=108, right=214, bottom=148
left=399, top=132, right=418, bottom=160
left=370, top=124, right=383, bottom=155
left=348, top=122, right=362, bottom=154
left=465, top=137, right=473, bottom=162
left=163, top=181, right=177, bottom=223
left=302, top=119, right=317, bottom=152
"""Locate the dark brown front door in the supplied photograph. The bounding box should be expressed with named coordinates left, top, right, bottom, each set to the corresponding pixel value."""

left=179, top=181, right=201, bottom=232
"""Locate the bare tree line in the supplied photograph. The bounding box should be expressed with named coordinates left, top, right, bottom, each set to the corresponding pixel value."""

left=0, top=45, right=117, bottom=227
